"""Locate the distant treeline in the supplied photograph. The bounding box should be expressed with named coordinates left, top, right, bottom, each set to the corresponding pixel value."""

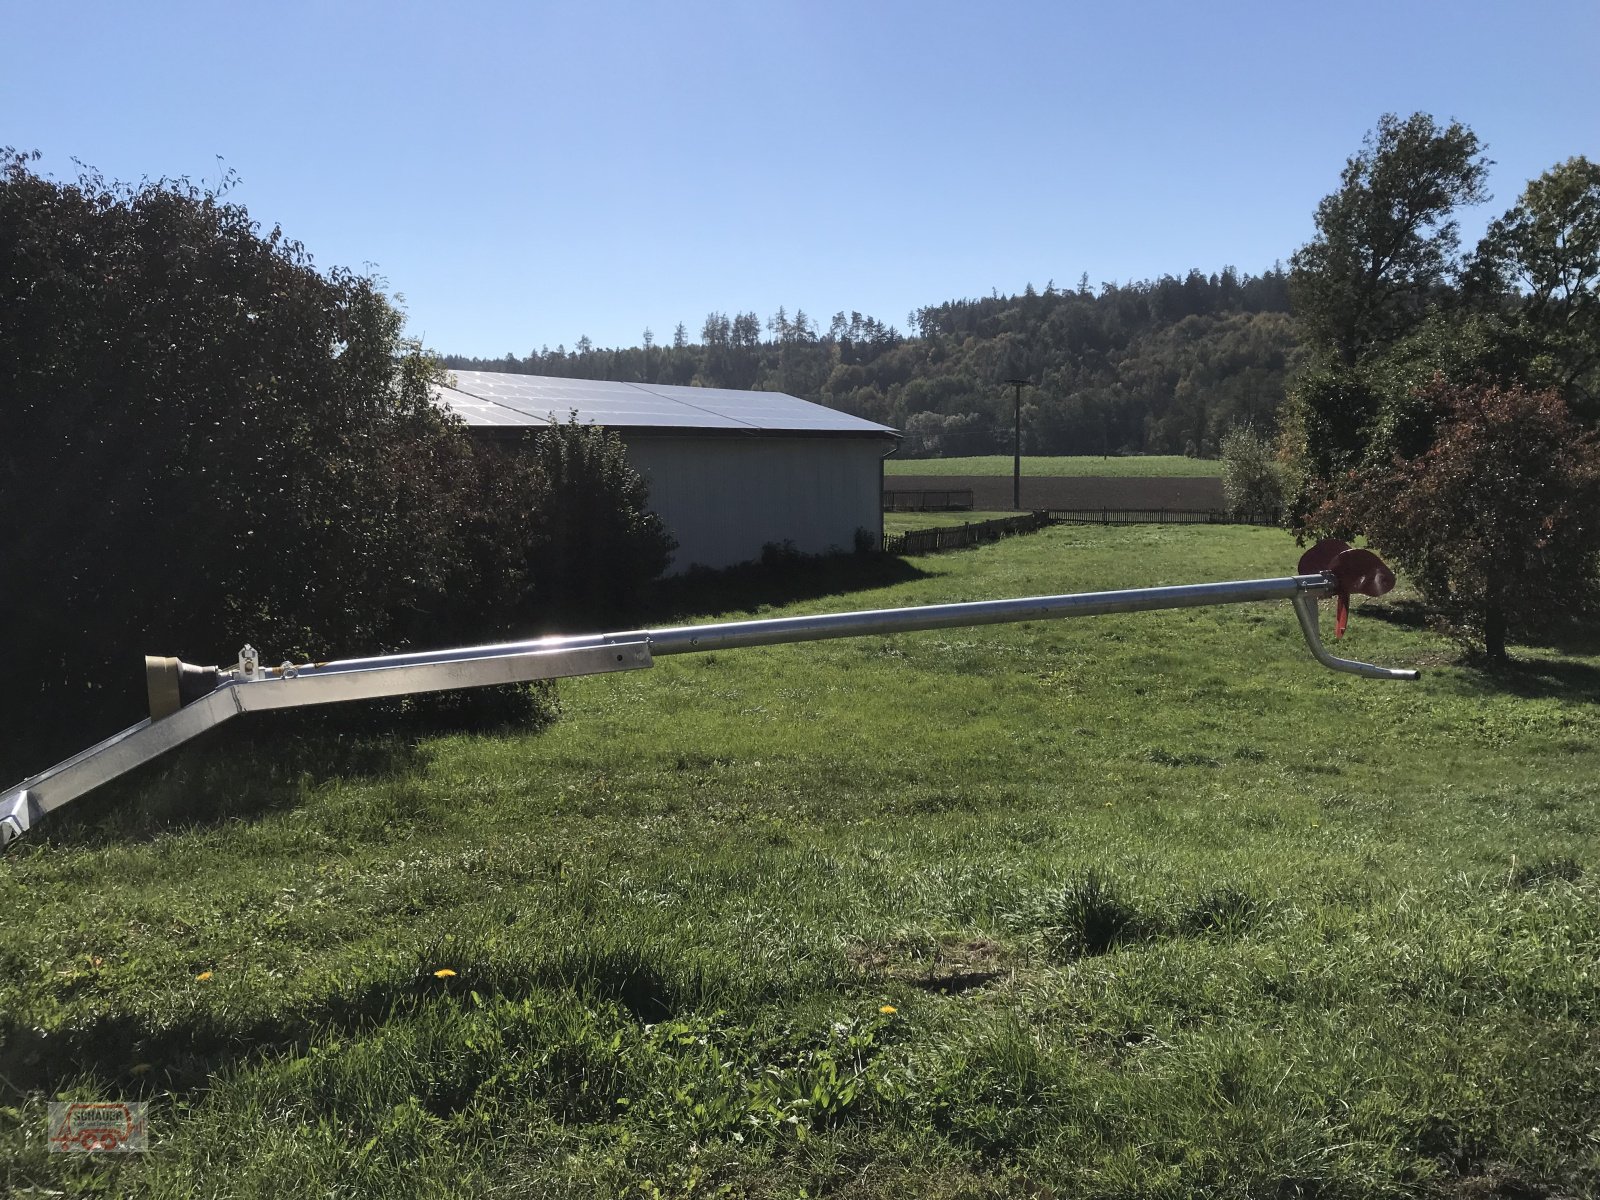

left=443, top=267, right=1298, bottom=457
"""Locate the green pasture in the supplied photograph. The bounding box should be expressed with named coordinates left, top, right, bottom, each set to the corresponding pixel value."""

left=2, top=525, right=1596, bottom=1198
left=882, top=510, right=1015, bottom=534
left=885, top=454, right=1223, bottom=478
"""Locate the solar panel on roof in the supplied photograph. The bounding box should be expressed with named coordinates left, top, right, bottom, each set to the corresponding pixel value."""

left=438, top=371, right=897, bottom=436
left=435, top=385, right=531, bottom=427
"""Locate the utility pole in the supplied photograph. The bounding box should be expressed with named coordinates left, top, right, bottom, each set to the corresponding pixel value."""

left=1005, top=377, right=1032, bottom=510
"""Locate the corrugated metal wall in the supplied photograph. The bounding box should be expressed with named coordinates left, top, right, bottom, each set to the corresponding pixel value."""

left=623, top=436, right=887, bottom=572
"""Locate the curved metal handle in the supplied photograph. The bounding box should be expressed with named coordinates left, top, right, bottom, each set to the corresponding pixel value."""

left=1292, top=594, right=1420, bottom=680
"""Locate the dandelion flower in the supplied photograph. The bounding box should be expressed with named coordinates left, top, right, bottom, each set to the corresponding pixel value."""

left=879, top=1004, right=897, bottom=1015
left=195, top=971, right=213, bottom=981
left=433, top=968, right=457, bottom=979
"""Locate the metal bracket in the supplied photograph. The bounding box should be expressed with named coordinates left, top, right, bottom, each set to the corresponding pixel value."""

left=0, top=789, right=40, bottom=850
left=2, top=641, right=654, bottom=850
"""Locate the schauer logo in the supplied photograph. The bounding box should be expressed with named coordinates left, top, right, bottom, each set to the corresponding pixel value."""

left=47, top=1101, right=149, bottom=1153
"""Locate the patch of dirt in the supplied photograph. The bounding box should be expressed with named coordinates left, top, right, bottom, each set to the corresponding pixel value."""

left=847, top=934, right=1014, bottom=996
left=1442, top=1163, right=1562, bottom=1199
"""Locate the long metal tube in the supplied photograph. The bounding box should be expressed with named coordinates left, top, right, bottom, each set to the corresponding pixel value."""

left=272, top=574, right=1335, bottom=678
left=640, top=576, right=1330, bottom=654
left=0, top=571, right=1416, bottom=849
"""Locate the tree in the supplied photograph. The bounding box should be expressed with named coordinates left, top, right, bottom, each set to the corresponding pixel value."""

left=1315, top=378, right=1600, bottom=660
left=521, top=419, right=674, bottom=625
left=1471, top=156, right=1600, bottom=409
left=443, top=267, right=1302, bottom=458
left=730, top=311, right=761, bottom=347
left=1219, top=426, right=1285, bottom=521
left=0, top=153, right=673, bottom=765
left=1282, top=114, right=1492, bottom=506
left=1290, top=113, right=1490, bottom=368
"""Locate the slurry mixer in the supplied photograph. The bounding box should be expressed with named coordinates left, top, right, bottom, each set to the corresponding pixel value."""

left=0, top=539, right=1415, bottom=849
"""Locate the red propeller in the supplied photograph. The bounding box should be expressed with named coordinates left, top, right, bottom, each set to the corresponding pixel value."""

left=1297, top=539, right=1397, bottom=637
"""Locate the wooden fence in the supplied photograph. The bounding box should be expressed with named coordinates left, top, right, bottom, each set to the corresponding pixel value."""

left=882, top=489, right=975, bottom=512
left=882, top=511, right=1052, bottom=556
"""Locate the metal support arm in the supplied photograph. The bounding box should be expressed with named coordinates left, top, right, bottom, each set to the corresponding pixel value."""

left=0, top=571, right=1415, bottom=849
left=1, top=641, right=653, bottom=848
left=1292, top=594, right=1418, bottom=681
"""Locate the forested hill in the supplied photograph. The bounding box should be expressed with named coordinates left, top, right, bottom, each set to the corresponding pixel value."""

left=442, top=266, right=1298, bottom=457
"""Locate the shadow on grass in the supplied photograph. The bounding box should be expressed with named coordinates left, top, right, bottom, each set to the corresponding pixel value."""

left=646, top=548, right=929, bottom=623
left=17, top=684, right=559, bottom=850
left=0, top=941, right=714, bottom=1099
left=910, top=970, right=1003, bottom=996
left=1439, top=653, right=1600, bottom=706
left=1360, top=600, right=1600, bottom=703
left=25, top=723, right=427, bottom=851
left=1520, top=612, right=1600, bottom=658
left=1355, top=598, right=1433, bottom=631
left=0, top=551, right=919, bottom=815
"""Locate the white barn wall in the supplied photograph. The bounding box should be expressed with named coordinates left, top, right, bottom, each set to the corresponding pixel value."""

left=434, top=372, right=900, bottom=573
left=623, top=436, right=887, bottom=572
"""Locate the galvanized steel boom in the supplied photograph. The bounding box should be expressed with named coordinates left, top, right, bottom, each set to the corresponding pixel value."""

left=0, top=541, right=1417, bottom=849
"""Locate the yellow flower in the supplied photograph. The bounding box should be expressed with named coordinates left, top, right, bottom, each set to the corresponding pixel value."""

left=194, top=971, right=213, bottom=981
left=879, top=1004, right=897, bottom=1015
left=433, top=968, right=457, bottom=979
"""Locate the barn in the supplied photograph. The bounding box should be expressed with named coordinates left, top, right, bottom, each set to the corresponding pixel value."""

left=435, top=371, right=901, bottom=572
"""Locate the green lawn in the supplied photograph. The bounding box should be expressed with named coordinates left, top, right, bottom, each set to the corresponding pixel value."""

left=883, top=510, right=1015, bottom=534
left=886, top=454, right=1223, bottom=477
left=3, top=526, right=1597, bottom=1198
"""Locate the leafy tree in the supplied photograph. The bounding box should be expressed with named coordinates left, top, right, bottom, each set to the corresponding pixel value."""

left=1290, top=113, right=1490, bottom=368
left=0, top=152, right=672, bottom=766
left=900, top=411, right=998, bottom=458
left=1315, top=378, right=1600, bottom=660
left=1219, top=427, right=1285, bottom=521
left=519, top=419, right=674, bottom=625
left=1282, top=114, right=1492, bottom=507
left=1471, top=156, right=1600, bottom=410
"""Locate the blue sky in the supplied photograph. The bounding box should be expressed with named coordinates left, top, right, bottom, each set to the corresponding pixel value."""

left=5, top=1, right=1596, bottom=356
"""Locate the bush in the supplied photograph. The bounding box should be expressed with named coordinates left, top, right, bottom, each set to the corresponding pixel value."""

left=900, top=411, right=997, bottom=458
left=0, top=153, right=671, bottom=770
left=517, top=419, right=674, bottom=627
left=1314, top=377, right=1600, bottom=659
left=1219, top=426, right=1284, bottom=521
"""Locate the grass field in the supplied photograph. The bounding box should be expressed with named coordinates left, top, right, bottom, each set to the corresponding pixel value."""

left=885, top=455, right=1223, bottom=478
left=882, top=510, right=1015, bottom=534
left=2, top=526, right=1597, bottom=1198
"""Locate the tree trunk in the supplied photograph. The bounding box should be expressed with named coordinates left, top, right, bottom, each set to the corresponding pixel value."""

left=1484, top=603, right=1508, bottom=662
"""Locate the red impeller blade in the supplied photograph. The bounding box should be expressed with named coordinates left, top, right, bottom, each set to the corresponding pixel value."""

left=1298, top=542, right=1397, bottom=638
left=1297, top=538, right=1350, bottom=576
